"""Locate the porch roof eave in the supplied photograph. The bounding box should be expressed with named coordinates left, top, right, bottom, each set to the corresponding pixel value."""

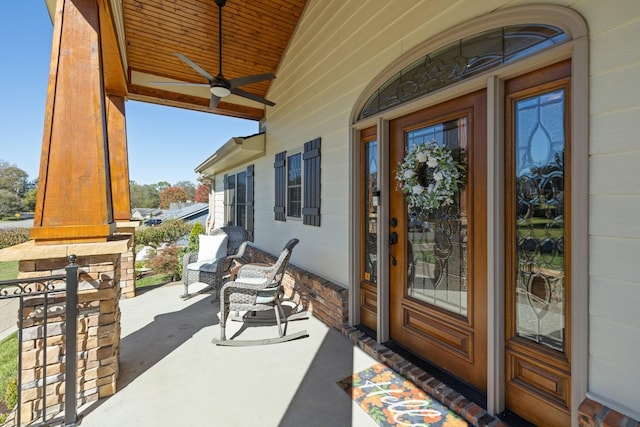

left=195, top=132, right=266, bottom=179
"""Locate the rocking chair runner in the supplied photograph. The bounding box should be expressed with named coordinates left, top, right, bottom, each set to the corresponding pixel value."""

left=216, top=238, right=308, bottom=346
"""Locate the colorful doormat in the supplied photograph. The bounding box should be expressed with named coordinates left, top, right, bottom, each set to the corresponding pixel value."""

left=338, top=363, right=469, bottom=426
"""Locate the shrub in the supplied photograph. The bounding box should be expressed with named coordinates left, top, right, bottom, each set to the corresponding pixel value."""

left=0, top=228, right=30, bottom=249
left=187, top=222, right=205, bottom=253
left=177, top=222, right=205, bottom=279
left=146, top=244, right=180, bottom=281
left=135, top=219, right=190, bottom=249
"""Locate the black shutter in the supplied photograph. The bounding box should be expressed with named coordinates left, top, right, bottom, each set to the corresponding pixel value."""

left=223, top=174, right=229, bottom=225
left=246, top=165, right=255, bottom=241
left=302, top=138, right=321, bottom=226
left=274, top=151, right=286, bottom=221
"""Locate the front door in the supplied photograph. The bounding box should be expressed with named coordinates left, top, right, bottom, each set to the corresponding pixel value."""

left=389, top=90, right=487, bottom=392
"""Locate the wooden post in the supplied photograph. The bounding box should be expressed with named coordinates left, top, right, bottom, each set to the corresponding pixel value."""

left=107, top=95, right=131, bottom=222
left=31, top=0, right=115, bottom=244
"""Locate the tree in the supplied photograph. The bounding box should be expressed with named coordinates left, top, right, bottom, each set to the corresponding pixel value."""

left=155, top=181, right=171, bottom=192
left=22, top=188, right=38, bottom=212
left=0, top=189, right=24, bottom=218
left=194, top=183, right=210, bottom=203
left=0, top=160, right=29, bottom=197
left=175, top=180, right=196, bottom=201
left=130, top=181, right=160, bottom=208
left=159, top=186, right=188, bottom=209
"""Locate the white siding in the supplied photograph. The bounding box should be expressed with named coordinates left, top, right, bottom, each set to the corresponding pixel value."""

left=579, top=0, right=640, bottom=415
left=241, top=0, right=640, bottom=414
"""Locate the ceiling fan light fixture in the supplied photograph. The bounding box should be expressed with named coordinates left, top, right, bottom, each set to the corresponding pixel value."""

left=210, top=85, right=231, bottom=97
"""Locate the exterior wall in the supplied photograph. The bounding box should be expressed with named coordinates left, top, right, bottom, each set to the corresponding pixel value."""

left=578, top=0, right=640, bottom=418
left=209, top=0, right=639, bottom=417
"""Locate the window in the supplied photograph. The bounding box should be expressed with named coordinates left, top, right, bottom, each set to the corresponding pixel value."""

left=274, top=138, right=321, bottom=226
left=287, top=152, right=302, bottom=218
left=224, top=165, right=254, bottom=240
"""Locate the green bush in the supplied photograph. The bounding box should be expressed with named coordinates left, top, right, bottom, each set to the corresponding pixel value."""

left=0, top=227, right=30, bottom=249
left=187, top=222, right=205, bottom=253
left=135, top=219, right=190, bottom=249
left=177, top=222, right=205, bottom=279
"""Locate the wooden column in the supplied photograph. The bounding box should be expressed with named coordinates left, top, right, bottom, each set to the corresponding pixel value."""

left=106, top=95, right=131, bottom=222
left=31, top=0, right=115, bottom=244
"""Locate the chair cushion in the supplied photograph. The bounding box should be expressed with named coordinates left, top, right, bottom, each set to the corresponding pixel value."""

left=197, top=234, right=228, bottom=262
left=255, top=288, right=279, bottom=304
left=187, top=260, right=219, bottom=273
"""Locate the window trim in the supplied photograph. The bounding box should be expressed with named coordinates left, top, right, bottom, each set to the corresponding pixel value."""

left=223, top=165, right=255, bottom=241
left=286, top=150, right=303, bottom=221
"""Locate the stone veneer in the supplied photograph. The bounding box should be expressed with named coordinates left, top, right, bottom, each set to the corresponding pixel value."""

left=242, top=245, right=348, bottom=329
left=115, top=222, right=140, bottom=299
left=0, top=236, right=131, bottom=424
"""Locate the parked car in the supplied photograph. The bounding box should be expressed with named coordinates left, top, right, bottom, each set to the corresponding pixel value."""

left=143, top=218, right=162, bottom=227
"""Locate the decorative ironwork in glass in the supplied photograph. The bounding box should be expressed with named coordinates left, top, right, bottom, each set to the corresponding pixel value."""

left=364, top=140, right=378, bottom=283
left=359, top=25, right=567, bottom=120
left=514, top=88, right=566, bottom=352
left=406, top=118, right=468, bottom=316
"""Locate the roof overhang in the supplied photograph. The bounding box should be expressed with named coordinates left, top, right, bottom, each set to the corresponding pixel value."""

left=195, top=132, right=266, bottom=178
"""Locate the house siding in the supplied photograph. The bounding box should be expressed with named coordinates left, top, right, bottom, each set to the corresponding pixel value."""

left=204, top=0, right=640, bottom=418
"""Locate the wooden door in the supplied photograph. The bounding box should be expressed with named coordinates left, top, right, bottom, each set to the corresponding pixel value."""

left=504, top=60, right=572, bottom=427
left=389, top=90, right=487, bottom=392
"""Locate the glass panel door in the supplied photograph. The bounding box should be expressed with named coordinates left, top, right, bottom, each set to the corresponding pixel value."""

left=406, top=119, right=468, bottom=316
left=389, top=90, right=487, bottom=392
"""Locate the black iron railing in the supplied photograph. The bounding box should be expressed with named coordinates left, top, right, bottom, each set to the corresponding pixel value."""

left=0, top=255, right=78, bottom=426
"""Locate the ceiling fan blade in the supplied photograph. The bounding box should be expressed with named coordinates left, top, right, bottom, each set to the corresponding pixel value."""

left=174, top=53, right=215, bottom=82
left=228, top=73, right=276, bottom=89
left=230, top=88, right=275, bottom=107
left=210, top=95, right=221, bottom=109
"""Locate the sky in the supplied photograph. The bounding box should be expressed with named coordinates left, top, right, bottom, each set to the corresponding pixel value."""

left=0, top=2, right=259, bottom=186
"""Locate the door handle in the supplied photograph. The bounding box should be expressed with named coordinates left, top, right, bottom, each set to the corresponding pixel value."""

left=389, top=231, right=398, bottom=266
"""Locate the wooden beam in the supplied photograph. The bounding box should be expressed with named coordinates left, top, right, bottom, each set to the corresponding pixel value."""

left=106, top=95, right=131, bottom=222
left=98, top=0, right=127, bottom=97
left=31, top=0, right=115, bottom=244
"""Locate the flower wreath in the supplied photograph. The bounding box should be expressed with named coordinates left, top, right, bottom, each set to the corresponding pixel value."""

left=395, top=141, right=466, bottom=212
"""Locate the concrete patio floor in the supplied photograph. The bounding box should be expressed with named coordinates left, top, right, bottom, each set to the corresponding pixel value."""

left=76, top=281, right=380, bottom=427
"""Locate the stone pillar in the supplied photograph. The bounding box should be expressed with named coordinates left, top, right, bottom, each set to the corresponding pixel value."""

left=115, top=222, right=140, bottom=299
left=1, top=238, right=131, bottom=423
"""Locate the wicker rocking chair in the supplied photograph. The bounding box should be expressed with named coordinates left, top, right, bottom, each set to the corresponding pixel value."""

left=215, top=238, right=308, bottom=346
left=181, top=226, right=248, bottom=299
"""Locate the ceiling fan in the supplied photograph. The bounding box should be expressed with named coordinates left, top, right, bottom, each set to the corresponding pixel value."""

left=154, top=0, right=276, bottom=108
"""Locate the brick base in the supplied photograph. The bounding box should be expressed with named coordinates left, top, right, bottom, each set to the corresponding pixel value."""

left=242, top=245, right=348, bottom=329
left=578, top=397, right=640, bottom=427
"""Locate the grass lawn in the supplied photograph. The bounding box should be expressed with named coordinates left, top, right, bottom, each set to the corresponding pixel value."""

left=136, top=273, right=173, bottom=289
left=0, top=261, right=18, bottom=281
left=0, top=333, right=18, bottom=423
